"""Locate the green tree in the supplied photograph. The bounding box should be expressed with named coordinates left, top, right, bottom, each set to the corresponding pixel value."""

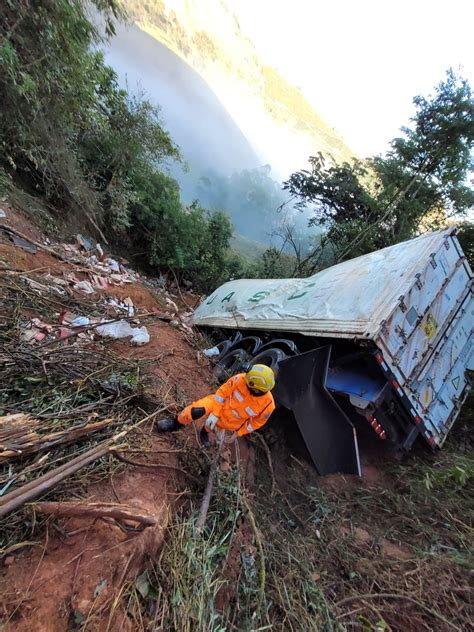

left=284, top=70, right=474, bottom=267
left=456, top=222, right=474, bottom=268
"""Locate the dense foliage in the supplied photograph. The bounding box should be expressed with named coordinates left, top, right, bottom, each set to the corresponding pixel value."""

left=0, top=0, right=239, bottom=291
left=283, top=71, right=474, bottom=273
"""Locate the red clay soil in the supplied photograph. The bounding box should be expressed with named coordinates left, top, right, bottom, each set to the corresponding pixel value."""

left=0, top=432, right=179, bottom=632
left=0, top=243, right=64, bottom=275
left=100, top=283, right=165, bottom=312
left=0, top=207, right=223, bottom=630
left=111, top=321, right=216, bottom=405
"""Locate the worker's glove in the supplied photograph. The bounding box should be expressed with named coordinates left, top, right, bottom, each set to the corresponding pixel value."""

left=205, top=412, right=219, bottom=431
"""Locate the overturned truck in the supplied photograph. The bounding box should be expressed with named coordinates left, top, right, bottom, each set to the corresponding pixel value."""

left=193, top=229, right=473, bottom=475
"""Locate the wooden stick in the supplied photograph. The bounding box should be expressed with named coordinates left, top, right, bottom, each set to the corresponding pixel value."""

left=0, top=441, right=110, bottom=506
left=0, top=408, right=167, bottom=517
left=0, top=419, right=112, bottom=461
left=34, top=502, right=156, bottom=526
left=194, top=431, right=225, bottom=538
left=0, top=441, right=114, bottom=518
left=0, top=223, right=70, bottom=262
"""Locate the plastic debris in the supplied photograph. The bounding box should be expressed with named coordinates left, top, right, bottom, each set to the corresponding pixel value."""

left=96, top=320, right=150, bottom=345
left=76, top=234, right=94, bottom=251
left=107, top=297, right=134, bottom=316
left=0, top=209, right=7, bottom=218
left=73, top=280, right=95, bottom=294
left=21, top=318, right=54, bottom=344
left=203, top=346, right=220, bottom=357
left=105, top=258, right=120, bottom=273
left=96, top=243, right=104, bottom=257
left=71, top=316, right=90, bottom=327
left=165, top=297, right=179, bottom=313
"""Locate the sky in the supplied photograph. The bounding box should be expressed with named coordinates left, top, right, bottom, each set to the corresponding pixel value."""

left=229, top=0, right=474, bottom=158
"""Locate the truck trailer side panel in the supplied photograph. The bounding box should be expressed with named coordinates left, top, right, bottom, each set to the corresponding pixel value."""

left=193, top=229, right=473, bottom=450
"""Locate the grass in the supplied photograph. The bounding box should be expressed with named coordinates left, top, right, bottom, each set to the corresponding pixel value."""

left=105, top=395, right=473, bottom=631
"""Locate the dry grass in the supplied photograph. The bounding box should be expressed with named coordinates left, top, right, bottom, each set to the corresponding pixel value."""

left=0, top=273, right=162, bottom=552
left=108, top=399, right=472, bottom=632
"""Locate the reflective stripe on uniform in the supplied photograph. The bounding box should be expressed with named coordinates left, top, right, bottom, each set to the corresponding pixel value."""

left=234, top=391, right=244, bottom=402
left=246, top=423, right=253, bottom=432
left=231, top=409, right=241, bottom=418
left=245, top=406, right=257, bottom=417
left=214, top=395, right=225, bottom=403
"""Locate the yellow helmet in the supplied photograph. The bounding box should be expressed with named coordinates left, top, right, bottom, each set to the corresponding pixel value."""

left=245, top=364, right=275, bottom=393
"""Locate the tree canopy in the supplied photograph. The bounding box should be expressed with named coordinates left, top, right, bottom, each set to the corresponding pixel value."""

left=283, top=70, right=474, bottom=271
left=0, top=0, right=242, bottom=291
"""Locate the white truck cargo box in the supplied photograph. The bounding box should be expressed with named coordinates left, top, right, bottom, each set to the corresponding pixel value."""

left=194, top=228, right=473, bottom=448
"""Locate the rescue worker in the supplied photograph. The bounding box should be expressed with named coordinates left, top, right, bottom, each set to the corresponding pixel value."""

left=156, top=364, right=276, bottom=446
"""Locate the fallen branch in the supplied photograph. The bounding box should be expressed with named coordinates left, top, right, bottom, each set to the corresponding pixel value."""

left=0, top=407, right=168, bottom=518
left=242, top=494, right=266, bottom=615
left=33, top=501, right=156, bottom=526
left=0, top=419, right=113, bottom=462
left=335, top=593, right=461, bottom=631
left=0, top=223, right=70, bottom=263
left=194, top=431, right=225, bottom=538
left=0, top=440, right=116, bottom=518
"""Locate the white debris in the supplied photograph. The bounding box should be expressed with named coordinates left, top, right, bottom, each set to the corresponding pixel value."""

left=165, top=297, right=179, bottom=313
left=106, top=258, right=120, bottom=273
left=73, top=280, right=95, bottom=294
left=96, top=320, right=150, bottom=345
left=71, top=316, right=90, bottom=327
left=0, top=209, right=7, bottom=218
left=203, top=346, right=220, bottom=357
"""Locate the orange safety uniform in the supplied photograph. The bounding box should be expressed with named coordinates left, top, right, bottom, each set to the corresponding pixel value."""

left=178, top=373, right=275, bottom=436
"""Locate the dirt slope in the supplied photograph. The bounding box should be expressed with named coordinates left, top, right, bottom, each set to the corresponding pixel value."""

left=0, top=205, right=217, bottom=630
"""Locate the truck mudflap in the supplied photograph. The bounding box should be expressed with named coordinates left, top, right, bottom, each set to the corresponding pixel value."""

left=274, top=346, right=361, bottom=476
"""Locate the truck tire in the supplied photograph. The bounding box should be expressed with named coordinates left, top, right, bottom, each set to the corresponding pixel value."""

left=249, top=348, right=287, bottom=374
left=256, top=339, right=299, bottom=356
left=226, top=336, right=263, bottom=356
left=214, top=349, right=251, bottom=382
left=215, top=339, right=233, bottom=359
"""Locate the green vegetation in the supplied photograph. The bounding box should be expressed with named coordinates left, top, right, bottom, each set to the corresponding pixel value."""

left=0, top=0, right=242, bottom=292
left=107, top=410, right=473, bottom=631
left=282, top=70, right=474, bottom=274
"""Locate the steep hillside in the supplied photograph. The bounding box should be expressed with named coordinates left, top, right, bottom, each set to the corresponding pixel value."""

left=103, top=21, right=261, bottom=174
left=123, top=0, right=354, bottom=174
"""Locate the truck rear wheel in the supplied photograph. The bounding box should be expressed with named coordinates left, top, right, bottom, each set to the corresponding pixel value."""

left=213, top=348, right=251, bottom=382
left=249, top=348, right=287, bottom=374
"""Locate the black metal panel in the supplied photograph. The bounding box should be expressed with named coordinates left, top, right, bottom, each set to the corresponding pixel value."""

left=274, top=347, right=361, bottom=476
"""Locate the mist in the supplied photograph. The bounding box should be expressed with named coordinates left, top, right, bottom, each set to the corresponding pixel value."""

left=102, top=21, right=316, bottom=246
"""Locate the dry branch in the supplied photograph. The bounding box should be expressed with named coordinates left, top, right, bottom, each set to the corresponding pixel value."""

left=0, top=418, right=113, bottom=462
left=34, top=501, right=156, bottom=526
left=194, top=431, right=225, bottom=538
left=0, top=440, right=115, bottom=518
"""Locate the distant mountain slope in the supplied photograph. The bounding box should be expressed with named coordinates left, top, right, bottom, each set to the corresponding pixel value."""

left=103, top=21, right=261, bottom=174
left=123, top=0, right=354, bottom=174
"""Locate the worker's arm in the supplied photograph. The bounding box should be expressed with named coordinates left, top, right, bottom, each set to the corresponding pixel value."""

left=236, top=400, right=275, bottom=437
left=205, top=374, right=241, bottom=430
left=212, top=374, right=241, bottom=409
